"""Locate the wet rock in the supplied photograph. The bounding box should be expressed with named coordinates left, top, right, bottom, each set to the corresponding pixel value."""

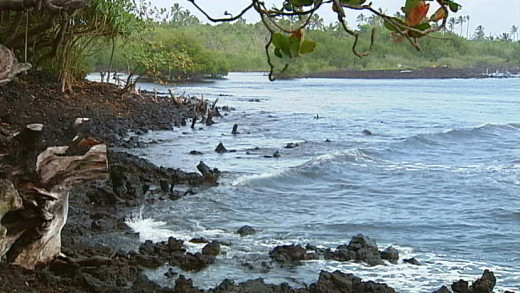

left=269, top=244, right=318, bottom=263
left=173, top=275, right=199, bottom=293
left=285, top=142, right=299, bottom=149
left=159, top=180, right=169, bottom=193
left=326, top=234, right=383, bottom=266
left=129, top=253, right=162, bottom=269
left=0, top=134, right=8, bottom=147
left=142, top=183, right=150, bottom=194
left=131, top=273, right=163, bottom=292
left=237, top=225, right=256, bottom=236
left=309, top=270, right=396, bottom=293
left=471, top=269, right=496, bottom=293
left=381, top=246, right=399, bottom=264
left=169, top=190, right=184, bottom=201
left=202, top=241, right=221, bottom=257
left=451, top=279, right=470, bottom=293
left=189, top=237, right=208, bottom=244
left=183, top=188, right=198, bottom=196
left=215, top=143, right=227, bottom=153
left=403, top=257, right=421, bottom=265
left=164, top=268, right=178, bottom=278
left=362, top=129, right=372, bottom=135
left=264, top=151, right=281, bottom=158
left=129, top=135, right=139, bottom=143
left=433, top=285, right=452, bottom=293
left=179, top=252, right=211, bottom=271
left=189, top=150, right=203, bottom=155
left=306, top=244, right=317, bottom=251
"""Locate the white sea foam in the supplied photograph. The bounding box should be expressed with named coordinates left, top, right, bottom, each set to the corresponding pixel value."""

left=231, top=169, right=288, bottom=186
left=125, top=208, right=174, bottom=242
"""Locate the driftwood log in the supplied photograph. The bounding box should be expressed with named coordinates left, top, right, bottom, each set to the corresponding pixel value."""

left=0, top=122, right=108, bottom=269
left=0, top=44, right=31, bottom=85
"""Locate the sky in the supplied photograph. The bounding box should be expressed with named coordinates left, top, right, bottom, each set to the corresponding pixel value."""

left=149, top=0, right=520, bottom=37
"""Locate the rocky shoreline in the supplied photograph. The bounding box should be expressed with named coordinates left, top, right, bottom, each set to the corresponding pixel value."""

left=0, top=71, right=511, bottom=292
left=303, top=66, right=520, bottom=79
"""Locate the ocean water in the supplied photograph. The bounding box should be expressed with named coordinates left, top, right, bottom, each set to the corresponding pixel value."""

left=116, top=72, right=519, bottom=292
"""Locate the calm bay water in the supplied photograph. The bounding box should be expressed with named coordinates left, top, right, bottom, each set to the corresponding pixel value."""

left=117, top=73, right=519, bottom=292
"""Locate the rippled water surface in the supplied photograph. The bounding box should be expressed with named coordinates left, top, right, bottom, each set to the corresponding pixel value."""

left=109, top=73, right=519, bottom=292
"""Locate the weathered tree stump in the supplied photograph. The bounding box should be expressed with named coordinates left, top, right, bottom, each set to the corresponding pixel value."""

left=0, top=122, right=108, bottom=269
left=196, top=161, right=220, bottom=185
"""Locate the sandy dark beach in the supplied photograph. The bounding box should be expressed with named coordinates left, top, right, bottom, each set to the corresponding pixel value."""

left=303, top=66, right=520, bottom=79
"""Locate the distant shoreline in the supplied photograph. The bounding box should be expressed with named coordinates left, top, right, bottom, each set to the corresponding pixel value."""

left=302, top=66, right=520, bottom=79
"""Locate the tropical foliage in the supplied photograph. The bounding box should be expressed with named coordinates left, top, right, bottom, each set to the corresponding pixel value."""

left=89, top=5, right=520, bottom=79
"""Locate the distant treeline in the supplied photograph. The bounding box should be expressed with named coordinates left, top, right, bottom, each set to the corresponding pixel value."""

left=88, top=14, right=520, bottom=81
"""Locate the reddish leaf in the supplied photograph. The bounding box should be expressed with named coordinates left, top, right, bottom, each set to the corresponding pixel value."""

left=405, top=0, right=429, bottom=27
left=429, top=7, right=446, bottom=22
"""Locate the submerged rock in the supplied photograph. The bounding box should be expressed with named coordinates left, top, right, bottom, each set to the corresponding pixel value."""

left=189, top=237, right=208, bottom=244
left=381, top=246, right=399, bottom=264
left=202, top=241, right=221, bottom=257
left=403, top=257, right=421, bottom=265
left=471, top=270, right=496, bottom=293
left=164, top=268, right=178, bottom=278
left=432, top=285, right=452, bottom=293
left=451, top=279, right=469, bottom=293
left=285, top=142, right=299, bottom=148
left=237, top=225, right=256, bottom=236
left=215, top=143, right=227, bottom=153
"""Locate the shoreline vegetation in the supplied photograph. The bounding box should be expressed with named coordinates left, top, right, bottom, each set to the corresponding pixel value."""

left=0, top=71, right=511, bottom=293
left=88, top=20, right=520, bottom=83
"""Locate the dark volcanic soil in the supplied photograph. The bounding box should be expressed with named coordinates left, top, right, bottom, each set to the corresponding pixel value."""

left=0, top=71, right=195, bottom=147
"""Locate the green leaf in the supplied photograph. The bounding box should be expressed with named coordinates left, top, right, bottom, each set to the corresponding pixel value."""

left=274, top=48, right=283, bottom=58
left=414, top=22, right=431, bottom=31
left=290, top=0, right=313, bottom=6
left=289, top=34, right=302, bottom=58
left=272, top=33, right=291, bottom=56
left=339, top=0, right=366, bottom=5
left=409, top=22, right=431, bottom=37
left=442, top=0, right=462, bottom=12
left=300, top=39, right=316, bottom=54
left=384, top=17, right=405, bottom=32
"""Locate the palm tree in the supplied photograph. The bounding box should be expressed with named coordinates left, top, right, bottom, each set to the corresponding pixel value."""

left=474, top=25, right=485, bottom=40
left=309, top=14, right=325, bottom=31
left=511, top=25, right=519, bottom=41
left=499, top=32, right=512, bottom=42
left=356, top=13, right=366, bottom=26
left=456, top=15, right=465, bottom=36
left=447, top=17, right=456, bottom=33
left=465, top=15, right=470, bottom=39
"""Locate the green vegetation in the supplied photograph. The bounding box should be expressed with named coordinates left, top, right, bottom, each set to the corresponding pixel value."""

left=89, top=15, right=520, bottom=79
left=2, top=0, right=519, bottom=86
